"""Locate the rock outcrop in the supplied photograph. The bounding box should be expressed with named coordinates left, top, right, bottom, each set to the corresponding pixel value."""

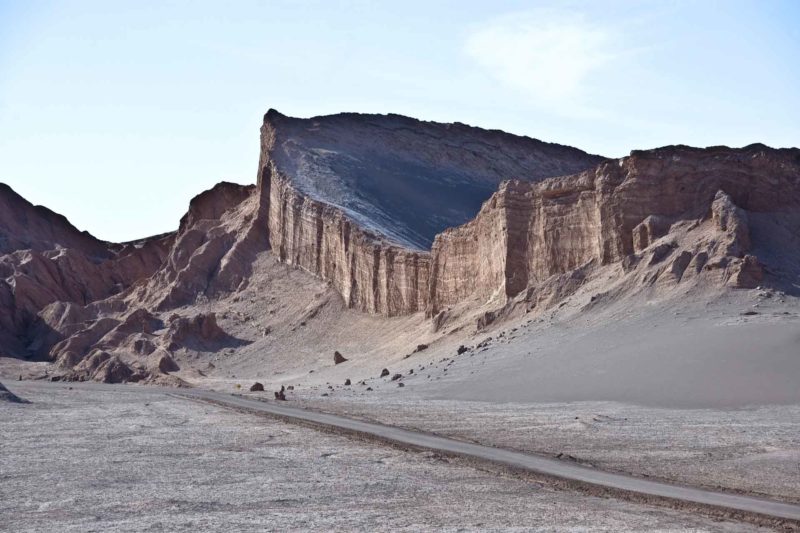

left=0, top=184, right=172, bottom=357
left=131, top=182, right=267, bottom=311
left=1, top=110, right=798, bottom=386
left=0, top=381, right=27, bottom=403
left=428, top=145, right=800, bottom=311
left=258, top=114, right=800, bottom=317
left=257, top=110, right=602, bottom=316
left=259, top=109, right=603, bottom=250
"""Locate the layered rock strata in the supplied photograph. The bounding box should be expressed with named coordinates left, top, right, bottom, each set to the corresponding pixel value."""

left=257, top=129, right=800, bottom=316
left=2, top=109, right=799, bottom=385
left=429, top=145, right=800, bottom=311
left=257, top=110, right=603, bottom=315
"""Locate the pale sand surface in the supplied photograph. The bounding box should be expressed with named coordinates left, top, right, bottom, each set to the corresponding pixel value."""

left=0, top=383, right=765, bottom=532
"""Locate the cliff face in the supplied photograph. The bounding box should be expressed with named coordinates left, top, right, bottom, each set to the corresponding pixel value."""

left=257, top=110, right=603, bottom=315
left=3, top=109, right=799, bottom=385
left=259, top=113, right=800, bottom=317
left=264, top=165, right=431, bottom=315
left=429, top=145, right=800, bottom=312
left=259, top=109, right=603, bottom=250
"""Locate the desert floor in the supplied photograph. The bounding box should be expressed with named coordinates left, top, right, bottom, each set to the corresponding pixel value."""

left=0, top=382, right=771, bottom=532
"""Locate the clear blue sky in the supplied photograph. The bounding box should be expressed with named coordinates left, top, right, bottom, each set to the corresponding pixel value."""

left=1, top=0, right=798, bottom=242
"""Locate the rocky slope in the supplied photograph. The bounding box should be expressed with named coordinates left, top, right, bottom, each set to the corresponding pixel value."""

left=1, top=110, right=798, bottom=386
left=0, top=184, right=172, bottom=356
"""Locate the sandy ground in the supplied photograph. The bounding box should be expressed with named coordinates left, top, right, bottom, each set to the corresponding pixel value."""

left=0, top=383, right=770, bottom=532
left=288, top=393, right=800, bottom=505
left=153, top=283, right=800, bottom=506
left=2, top=255, right=798, bottom=530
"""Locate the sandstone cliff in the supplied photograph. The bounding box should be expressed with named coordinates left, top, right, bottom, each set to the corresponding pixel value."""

left=429, top=144, right=800, bottom=313
left=2, top=110, right=799, bottom=386
left=259, top=109, right=603, bottom=249
left=257, top=110, right=603, bottom=315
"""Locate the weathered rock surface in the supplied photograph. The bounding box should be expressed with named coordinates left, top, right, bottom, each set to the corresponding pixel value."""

left=1, top=110, right=799, bottom=387
left=429, top=144, right=800, bottom=311
left=0, top=184, right=172, bottom=357
left=131, top=182, right=267, bottom=311
left=258, top=110, right=602, bottom=316
left=260, top=109, right=603, bottom=250
left=0, top=180, right=254, bottom=383
left=163, top=313, right=231, bottom=352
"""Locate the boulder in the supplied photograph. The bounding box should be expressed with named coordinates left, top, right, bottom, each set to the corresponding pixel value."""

left=93, top=356, right=134, bottom=384
left=250, top=382, right=264, bottom=392
left=0, top=381, right=28, bottom=403
left=156, top=353, right=180, bottom=374
left=333, top=351, right=348, bottom=364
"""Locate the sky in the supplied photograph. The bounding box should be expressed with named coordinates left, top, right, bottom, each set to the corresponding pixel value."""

left=1, top=0, right=798, bottom=242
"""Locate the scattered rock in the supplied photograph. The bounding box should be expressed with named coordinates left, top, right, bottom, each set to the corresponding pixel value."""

left=380, top=368, right=390, bottom=377
left=648, top=242, right=676, bottom=265
left=93, top=355, right=134, bottom=384
left=0, top=381, right=28, bottom=403
left=456, top=345, right=468, bottom=355
left=728, top=255, right=764, bottom=289
left=156, top=353, right=180, bottom=374
left=274, top=389, right=286, bottom=400
left=344, top=378, right=351, bottom=386
left=391, top=373, right=402, bottom=381
left=398, top=382, right=405, bottom=388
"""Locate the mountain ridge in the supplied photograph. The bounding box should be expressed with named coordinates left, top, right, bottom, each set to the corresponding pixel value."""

left=1, top=109, right=798, bottom=387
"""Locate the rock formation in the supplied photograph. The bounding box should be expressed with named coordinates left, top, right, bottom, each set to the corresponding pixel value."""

left=259, top=109, right=603, bottom=250
left=0, top=180, right=258, bottom=383
left=257, top=113, right=800, bottom=317
left=257, top=110, right=602, bottom=316
left=0, top=184, right=172, bottom=357
left=1, top=109, right=798, bottom=385
left=429, top=144, right=800, bottom=311
left=0, top=380, right=27, bottom=403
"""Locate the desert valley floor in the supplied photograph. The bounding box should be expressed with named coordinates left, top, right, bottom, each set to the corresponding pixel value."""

left=1, top=381, right=794, bottom=532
